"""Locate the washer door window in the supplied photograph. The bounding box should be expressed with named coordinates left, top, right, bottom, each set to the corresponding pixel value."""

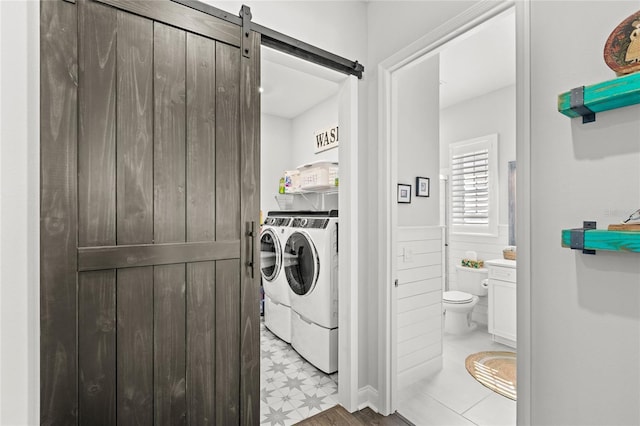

left=260, top=229, right=281, bottom=282
left=284, top=231, right=319, bottom=296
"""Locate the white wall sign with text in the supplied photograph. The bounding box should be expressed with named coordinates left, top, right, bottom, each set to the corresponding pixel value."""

left=314, top=125, right=339, bottom=153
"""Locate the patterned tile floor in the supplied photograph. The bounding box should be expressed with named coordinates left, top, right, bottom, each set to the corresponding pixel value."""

left=260, top=321, right=339, bottom=426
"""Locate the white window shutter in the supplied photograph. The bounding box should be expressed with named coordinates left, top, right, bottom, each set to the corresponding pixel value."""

left=449, top=134, right=498, bottom=236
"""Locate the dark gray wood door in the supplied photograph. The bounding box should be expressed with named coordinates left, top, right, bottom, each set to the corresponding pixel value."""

left=40, top=0, right=260, bottom=424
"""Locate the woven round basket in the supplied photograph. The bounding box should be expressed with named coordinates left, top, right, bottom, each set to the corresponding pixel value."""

left=503, top=249, right=516, bottom=260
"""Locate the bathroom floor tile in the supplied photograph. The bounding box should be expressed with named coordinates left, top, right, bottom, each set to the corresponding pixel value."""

left=408, top=358, right=494, bottom=414
left=397, top=391, right=476, bottom=426
left=397, top=324, right=516, bottom=425
left=463, top=392, right=517, bottom=426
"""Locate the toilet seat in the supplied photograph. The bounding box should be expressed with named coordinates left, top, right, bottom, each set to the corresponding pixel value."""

left=443, top=290, right=473, bottom=304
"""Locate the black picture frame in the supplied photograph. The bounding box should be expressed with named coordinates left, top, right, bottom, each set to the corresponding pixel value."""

left=416, top=177, right=430, bottom=197
left=397, top=184, right=411, bottom=203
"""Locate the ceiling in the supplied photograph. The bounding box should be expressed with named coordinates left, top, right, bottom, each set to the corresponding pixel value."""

left=260, top=9, right=515, bottom=118
left=261, top=47, right=341, bottom=119
left=439, top=10, right=515, bottom=109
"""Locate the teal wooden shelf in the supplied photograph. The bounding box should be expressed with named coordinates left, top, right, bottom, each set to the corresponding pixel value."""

left=558, top=72, right=640, bottom=122
left=561, top=229, right=640, bottom=253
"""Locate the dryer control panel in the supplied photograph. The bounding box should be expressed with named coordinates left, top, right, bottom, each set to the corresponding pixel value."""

left=290, top=218, right=329, bottom=229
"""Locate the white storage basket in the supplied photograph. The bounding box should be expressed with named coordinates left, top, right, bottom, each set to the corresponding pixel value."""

left=297, top=161, right=338, bottom=191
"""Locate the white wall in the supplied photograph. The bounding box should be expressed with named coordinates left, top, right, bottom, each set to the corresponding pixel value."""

left=440, top=85, right=516, bottom=225
left=261, top=113, right=292, bottom=214
left=396, top=55, right=440, bottom=227
left=366, top=1, right=477, bottom=70
left=289, top=95, right=340, bottom=212
left=530, top=2, right=640, bottom=424
left=291, top=94, right=339, bottom=168
left=440, top=85, right=516, bottom=323
left=0, top=1, right=39, bottom=424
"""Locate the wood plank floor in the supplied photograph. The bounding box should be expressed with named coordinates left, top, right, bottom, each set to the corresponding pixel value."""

left=295, top=405, right=413, bottom=425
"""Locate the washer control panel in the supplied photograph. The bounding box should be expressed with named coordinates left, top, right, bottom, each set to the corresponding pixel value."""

left=264, top=217, right=291, bottom=226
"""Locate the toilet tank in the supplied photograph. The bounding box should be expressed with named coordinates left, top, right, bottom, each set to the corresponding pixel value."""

left=455, top=265, right=488, bottom=296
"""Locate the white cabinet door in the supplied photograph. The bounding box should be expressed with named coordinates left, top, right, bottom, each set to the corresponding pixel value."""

left=490, top=280, right=517, bottom=342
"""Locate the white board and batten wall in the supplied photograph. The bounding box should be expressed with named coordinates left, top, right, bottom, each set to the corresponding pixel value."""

left=396, top=226, right=444, bottom=389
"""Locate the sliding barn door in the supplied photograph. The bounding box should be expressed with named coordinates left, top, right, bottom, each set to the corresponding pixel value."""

left=40, top=0, right=260, bottom=424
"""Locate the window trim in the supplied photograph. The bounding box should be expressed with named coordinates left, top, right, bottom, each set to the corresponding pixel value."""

left=449, top=133, right=499, bottom=237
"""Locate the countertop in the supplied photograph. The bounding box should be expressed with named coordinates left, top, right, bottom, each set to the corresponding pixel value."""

left=485, top=258, right=517, bottom=269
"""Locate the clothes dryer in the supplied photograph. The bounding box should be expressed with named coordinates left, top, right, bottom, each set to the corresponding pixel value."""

left=283, top=210, right=339, bottom=373
left=260, top=213, right=292, bottom=342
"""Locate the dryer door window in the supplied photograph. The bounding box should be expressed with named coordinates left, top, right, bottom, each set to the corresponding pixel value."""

left=260, top=229, right=281, bottom=282
left=284, top=231, right=319, bottom=296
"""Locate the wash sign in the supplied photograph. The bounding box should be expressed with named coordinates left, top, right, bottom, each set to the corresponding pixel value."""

left=314, top=125, right=339, bottom=154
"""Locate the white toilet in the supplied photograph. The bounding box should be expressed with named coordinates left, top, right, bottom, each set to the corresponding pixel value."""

left=443, top=266, right=488, bottom=334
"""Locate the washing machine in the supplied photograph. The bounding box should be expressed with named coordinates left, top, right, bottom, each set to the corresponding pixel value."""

left=283, top=210, right=339, bottom=373
left=261, top=213, right=292, bottom=342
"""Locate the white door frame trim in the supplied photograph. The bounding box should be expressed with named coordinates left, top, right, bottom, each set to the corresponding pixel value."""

left=515, top=1, right=532, bottom=423
left=338, top=75, right=360, bottom=412
left=376, top=1, right=531, bottom=421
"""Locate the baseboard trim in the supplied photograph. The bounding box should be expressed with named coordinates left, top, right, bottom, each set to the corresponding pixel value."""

left=357, top=385, right=379, bottom=412
left=492, top=334, right=517, bottom=349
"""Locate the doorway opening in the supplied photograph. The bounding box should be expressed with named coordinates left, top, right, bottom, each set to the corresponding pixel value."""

left=258, top=46, right=359, bottom=424
left=376, top=0, right=527, bottom=422
left=395, top=9, right=517, bottom=424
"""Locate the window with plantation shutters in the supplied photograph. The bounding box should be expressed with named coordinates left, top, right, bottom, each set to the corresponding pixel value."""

left=449, top=134, right=498, bottom=236
left=451, top=149, right=489, bottom=224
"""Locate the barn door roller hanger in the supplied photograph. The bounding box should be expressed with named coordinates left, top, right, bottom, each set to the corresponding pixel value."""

left=172, top=0, right=365, bottom=79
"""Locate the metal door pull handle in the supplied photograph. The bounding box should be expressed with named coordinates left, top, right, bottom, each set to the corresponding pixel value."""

left=247, top=221, right=255, bottom=278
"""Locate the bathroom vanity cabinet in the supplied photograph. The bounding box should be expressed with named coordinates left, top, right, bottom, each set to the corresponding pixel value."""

left=486, top=259, right=517, bottom=348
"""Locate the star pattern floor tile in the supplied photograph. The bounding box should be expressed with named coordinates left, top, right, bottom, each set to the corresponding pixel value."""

left=260, top=321, right=338, bottom=425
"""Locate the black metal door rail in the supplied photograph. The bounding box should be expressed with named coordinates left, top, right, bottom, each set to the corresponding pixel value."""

left=172, top=0, right=365, bottom=79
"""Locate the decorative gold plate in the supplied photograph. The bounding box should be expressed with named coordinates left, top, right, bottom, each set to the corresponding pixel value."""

left=604, top=10, right=640, bottom=75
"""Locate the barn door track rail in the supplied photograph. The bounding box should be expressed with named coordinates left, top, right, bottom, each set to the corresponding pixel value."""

left=172, top=0, right=365, bottom=79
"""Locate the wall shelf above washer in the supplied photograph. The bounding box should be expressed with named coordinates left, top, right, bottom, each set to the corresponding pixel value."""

left=557, top=72, right=640, bottom=123
left=275, top=189, right=338, bottom=211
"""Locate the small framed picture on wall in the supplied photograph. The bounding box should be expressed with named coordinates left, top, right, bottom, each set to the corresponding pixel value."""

left=416, top=177, right=430, bottom=197
left=397, top=184, right=411, bottom=203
